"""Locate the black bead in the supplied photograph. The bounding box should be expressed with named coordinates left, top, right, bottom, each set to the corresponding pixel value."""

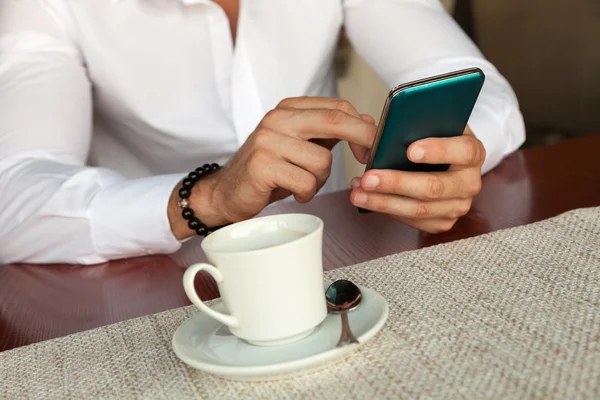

left=211, top=163, right=220, bottom=171
left=182, top=178, right=193, bottom=189
left=188, top=171, right=199, bottom=181
left=181, top=207, right=194, bottom=220
left=188, top=218, right=201, bottom=230
left=195, top=226, right=208, bottom=236
left=194, top=166, right=206, bottom=175
left=202, top=164, right=212, bottom=173
left=178, top=188, right=191, bottom=199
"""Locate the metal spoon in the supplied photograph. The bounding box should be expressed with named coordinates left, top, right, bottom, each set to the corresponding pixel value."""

left=325, top=279, right=363, bottom=347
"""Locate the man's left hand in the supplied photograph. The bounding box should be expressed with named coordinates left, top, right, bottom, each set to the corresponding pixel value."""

left=350, top=127, right=485, bottom=233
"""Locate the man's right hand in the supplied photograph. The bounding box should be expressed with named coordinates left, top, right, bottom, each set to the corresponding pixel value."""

left=168, top=97, right=376, bottom=240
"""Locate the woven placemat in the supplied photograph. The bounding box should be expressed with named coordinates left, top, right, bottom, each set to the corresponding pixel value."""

left=2, top=207, right=599, bottom=399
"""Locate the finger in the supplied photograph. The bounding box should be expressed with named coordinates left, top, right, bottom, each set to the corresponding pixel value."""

left=254, top=129, right=332, bottom=188
left=261, top=107, right=375, bottom=148
left=263, top=159, right=319, bottom=204
left=348, top=114, right=376, bottom=164
left=277, top=97, right=361, bottom=117
left=350, top=189, right=472, bottom=219
left=358, top=168, right=482, bottom=200
left=277, top=98, right=376, bottom=133
left=294, top=109, right=375, bottom=148
left=389, top=215, right=459, bottom=234
left=309, top=138, right=339, bottom=152
left=360, top=113, right=376, bottom=124
left=407, top=134, right=485, bottom=167
left=463, top=125, right=475, bottom=136
left=349, top=142, right=369, bottom=164
left=277, top=99, right=365, bottom=152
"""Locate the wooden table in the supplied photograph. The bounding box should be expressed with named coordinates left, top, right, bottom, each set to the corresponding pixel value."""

left=2, top=134, right=600, bottom=352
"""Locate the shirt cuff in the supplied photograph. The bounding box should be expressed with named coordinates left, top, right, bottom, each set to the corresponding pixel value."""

left=89, top=173, right=184, bottom=260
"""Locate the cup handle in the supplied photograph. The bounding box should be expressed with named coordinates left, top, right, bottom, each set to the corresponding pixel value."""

left=183, top=263, right=239, bottom=328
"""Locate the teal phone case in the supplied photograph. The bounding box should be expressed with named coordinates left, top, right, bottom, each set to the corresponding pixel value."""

left=368, top=68, right=485, bottom=173
left=358, top=68, right=485, bottom=213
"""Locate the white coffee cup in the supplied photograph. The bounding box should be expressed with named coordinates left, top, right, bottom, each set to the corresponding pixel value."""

left=183, top=213, right=327, bottom=346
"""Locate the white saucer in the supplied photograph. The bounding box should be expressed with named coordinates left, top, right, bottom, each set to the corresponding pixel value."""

left=172, top=283, right=389, bottom=381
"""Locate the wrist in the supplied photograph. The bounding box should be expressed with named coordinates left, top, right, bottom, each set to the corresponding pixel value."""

left=188, top=172, right=230, bottom=227
left=167, top=171, right=228, bottom=241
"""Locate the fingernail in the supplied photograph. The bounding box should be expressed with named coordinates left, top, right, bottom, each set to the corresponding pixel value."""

left=410, top=146, right=425, bottom=161
left=364, top=175, right=380, bottom=189
left=354, top=192, right=368, bottom=206
left=351, top=178, right=361, bottom=189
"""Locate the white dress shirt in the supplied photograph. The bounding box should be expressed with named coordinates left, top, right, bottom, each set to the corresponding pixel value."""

left=0, top=0, right=525, bottom=264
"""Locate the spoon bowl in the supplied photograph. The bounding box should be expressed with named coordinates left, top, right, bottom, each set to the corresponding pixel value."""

left=325, top=279, right=363, bottom=347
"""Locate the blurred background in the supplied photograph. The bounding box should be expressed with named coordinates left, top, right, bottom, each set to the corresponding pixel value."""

left=337, top=0, right=600, bottom=182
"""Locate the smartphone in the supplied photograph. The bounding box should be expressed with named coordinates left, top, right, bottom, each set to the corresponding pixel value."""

left=359, top=67, right=485, bottom=213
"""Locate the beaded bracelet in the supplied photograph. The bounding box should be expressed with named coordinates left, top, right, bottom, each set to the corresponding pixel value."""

left=177, top=163, right=223, bottom=237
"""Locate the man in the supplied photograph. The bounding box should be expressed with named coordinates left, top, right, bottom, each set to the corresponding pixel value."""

left=0, top=0, right=525, bottom=264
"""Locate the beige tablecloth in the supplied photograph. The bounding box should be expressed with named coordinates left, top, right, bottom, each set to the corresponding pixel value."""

left=1, top=207, right=599, bottom=399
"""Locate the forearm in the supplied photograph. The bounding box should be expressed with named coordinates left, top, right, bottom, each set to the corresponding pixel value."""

left=0, top=154, right=183, bottom=264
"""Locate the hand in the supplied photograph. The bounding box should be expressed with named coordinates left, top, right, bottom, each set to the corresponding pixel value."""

left=350, top=127, right=485, bottom=233
left=169, top=97, right=375, bottom=239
